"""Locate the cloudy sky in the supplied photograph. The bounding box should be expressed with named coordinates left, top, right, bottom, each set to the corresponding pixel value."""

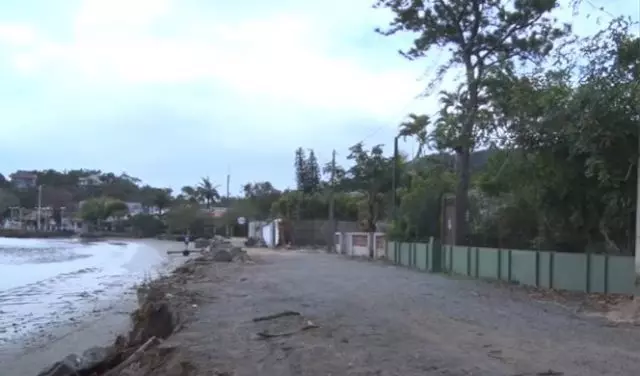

left=0, top=0, right=635, bottom=193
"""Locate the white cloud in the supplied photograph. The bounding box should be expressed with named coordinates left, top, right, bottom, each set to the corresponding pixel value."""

left=74, top=0, right=172, bottom=31
left=1, top=0, right=425, bottom=124
left=0, top=23, right=37, bottom=46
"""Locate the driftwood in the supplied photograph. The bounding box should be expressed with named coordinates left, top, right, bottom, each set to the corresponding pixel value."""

left=103, top=337, right=160, bottom=376
left=252, top=311, right=301, bottom=322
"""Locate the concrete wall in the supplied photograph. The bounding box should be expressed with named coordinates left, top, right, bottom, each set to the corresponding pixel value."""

left=292, top=220, right=391, bottom=247
left=388, top=241, right=635, bottom=294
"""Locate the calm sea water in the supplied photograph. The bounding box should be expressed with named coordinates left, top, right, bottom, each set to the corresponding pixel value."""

left=0, top=237, right=169, bottom=344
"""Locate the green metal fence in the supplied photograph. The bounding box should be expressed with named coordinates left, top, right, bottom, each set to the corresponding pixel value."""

left=386, top=240, right=634, bottom=294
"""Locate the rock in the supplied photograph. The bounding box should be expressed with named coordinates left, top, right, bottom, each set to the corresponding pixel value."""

left=194, top=238, right=210, bottom=249
left=36, top=361, right=79, bottom=376
left=213, top=249, right=233, bottom=262
left=36, top=346, right=113, bottom=376
left=230, top=247, right=244, bottom=259
left=77, top=346, right=112, bottom=369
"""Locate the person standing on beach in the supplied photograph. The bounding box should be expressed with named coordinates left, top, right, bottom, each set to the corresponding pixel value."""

left=184, top=231, right=190, bottom=250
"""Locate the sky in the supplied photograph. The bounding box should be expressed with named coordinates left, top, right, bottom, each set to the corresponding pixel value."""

left=0, top=0, right=636, bottom=194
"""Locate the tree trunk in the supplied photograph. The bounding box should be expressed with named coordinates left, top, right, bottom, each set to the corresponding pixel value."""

left=455, top=57, right=481, bottom=246
left=455, top=149, right=470, bottom=245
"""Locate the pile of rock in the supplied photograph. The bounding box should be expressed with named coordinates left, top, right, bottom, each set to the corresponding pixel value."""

left=193, top=237, right=210, bottom=249
left=210, top=245, right=251, bottom=263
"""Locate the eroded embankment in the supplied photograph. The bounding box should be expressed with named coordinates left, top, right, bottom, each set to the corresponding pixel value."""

left=37, top=245, right=250, bottom=376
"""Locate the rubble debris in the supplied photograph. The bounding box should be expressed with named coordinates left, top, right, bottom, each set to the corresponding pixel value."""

left=213, top=249, right=233, bottom=262
left=194, top=238, right=210, bottom=249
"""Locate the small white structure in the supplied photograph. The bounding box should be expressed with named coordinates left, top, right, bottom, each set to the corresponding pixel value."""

left=261, top=219, right=281, bottom=248
left=335, top=232, right=387, bottom=258
left=78, top=174, right=102, bottom=186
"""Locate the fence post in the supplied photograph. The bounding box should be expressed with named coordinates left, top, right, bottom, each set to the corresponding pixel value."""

left=475, top=247, right=480, bottom=278
left=497, top=249, right=502, bottom=280
left=535, top=251, right=540, bottom=287
left=432, top=238, right=443, bottom=273
left=507, top=250, right=512, bottom=282
left=385, top=238, right=389, bottom=259
left=603, top=254, right=609, bottom=293
left=549, top=252, right=555, bottom=288
left=394, top=242, right=399, bottom=264
left=585, top=251, right=592, bottom=293
left=429, top=237, right=438, bottom=272
left=424, top=241, right=429, bottom=270
left=466, top=247, right=471, bottom=276
left=412, top=243, right=417, bottom=268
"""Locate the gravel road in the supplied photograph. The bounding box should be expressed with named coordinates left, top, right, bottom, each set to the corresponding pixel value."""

left=164, top=249, right=640, bottom=376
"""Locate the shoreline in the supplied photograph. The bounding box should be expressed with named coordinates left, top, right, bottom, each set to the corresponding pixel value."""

left=0, top=239, right=191, bottom=376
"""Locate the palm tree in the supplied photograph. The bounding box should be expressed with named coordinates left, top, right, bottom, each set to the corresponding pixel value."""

left=197, top=177, right=220, bottom=209
left=398, top=113, right=430, bottom=160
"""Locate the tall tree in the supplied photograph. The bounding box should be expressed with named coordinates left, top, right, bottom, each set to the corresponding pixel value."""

left=374, top=0, right=569, bottom=244
left=294, top=147, right=307, bottom=192
left=306, top=149, right=321, bottom=193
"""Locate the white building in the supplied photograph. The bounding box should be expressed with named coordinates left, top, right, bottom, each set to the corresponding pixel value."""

left=79, top=174, right=102, bottom=186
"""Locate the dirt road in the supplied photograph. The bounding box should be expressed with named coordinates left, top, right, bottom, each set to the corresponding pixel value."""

left=158, top=249, right=640, bottom=376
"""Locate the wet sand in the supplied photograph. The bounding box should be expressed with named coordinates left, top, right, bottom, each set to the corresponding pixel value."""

left=0, top=239, right=190, bottom=376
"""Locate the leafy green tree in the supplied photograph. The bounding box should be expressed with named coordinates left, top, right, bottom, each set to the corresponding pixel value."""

left=0, top=188, right=19, bottom=218
left=239, top=181, right=281, bottom=219
left=41, top=186, right=74, bottom=209
left=178, top=186, right=199, bottom=203
left=165, top=203, right=215, bottom=237
left=344, top=143, right=393, bottom=233
left=375, top=0, right=569, bottom=244
left=79, top=197, right=129, bottom=228
left=127, top=214, right=166, bottom=237
left=153, top=188, right=173, bottom=215
left=472, top=18, right=639, bottom=252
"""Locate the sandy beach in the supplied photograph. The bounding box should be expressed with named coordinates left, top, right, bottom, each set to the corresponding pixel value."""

left=0, top=238, right=189, bottom=376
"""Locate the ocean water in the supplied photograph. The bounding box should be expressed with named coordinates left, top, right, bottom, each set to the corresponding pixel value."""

left=0, top=237, right=170, bottom=344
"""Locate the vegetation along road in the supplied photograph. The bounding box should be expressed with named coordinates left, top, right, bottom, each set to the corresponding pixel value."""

left=158, top=249, right=640, bottom=376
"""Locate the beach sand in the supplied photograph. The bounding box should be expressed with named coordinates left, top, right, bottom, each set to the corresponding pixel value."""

left=0, top=239, right=190, bottom=376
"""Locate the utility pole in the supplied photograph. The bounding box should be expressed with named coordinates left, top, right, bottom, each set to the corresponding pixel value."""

left=635, top=133, right=640, bottom=289
left=226, top=168, right=231, bottom=237
left=391, top=136, right=399, bottom=221
left=328, top=149, right=336, bottom=252
left=36, top=185, right=43, bottom=231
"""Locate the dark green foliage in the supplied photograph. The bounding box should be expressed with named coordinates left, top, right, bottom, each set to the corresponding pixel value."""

left=375, top=0, right=570, bottom=244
